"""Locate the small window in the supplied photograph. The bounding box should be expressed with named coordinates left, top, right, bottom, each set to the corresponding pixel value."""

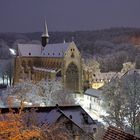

left=29, top=53, right=31, bottom=55
left=48, top=53, right=50, bottom=55
left=71, top=52, right=74, bottom=58
left=53, top=53, right=55, bottom=55
left=59, top=53, right=60, bottom=55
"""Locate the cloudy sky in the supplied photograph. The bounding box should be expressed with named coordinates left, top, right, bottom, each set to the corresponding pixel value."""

left=0, top=0, right=140, bottom=32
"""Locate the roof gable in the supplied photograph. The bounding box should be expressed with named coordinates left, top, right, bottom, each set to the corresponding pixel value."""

left=17, top=42, right=78, bottom=58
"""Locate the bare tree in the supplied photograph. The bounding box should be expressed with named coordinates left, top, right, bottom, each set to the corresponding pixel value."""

left=102, top=71, right=140, bottom=135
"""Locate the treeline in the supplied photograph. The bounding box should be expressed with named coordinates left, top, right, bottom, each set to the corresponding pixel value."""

left=0, top=27, right=140, bottom=72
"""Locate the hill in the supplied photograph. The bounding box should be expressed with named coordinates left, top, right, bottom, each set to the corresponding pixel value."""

left=0, top=27, right=140, bottom=72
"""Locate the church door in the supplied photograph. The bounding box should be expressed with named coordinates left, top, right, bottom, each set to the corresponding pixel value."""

left=66, top=63, right=79, bottom=91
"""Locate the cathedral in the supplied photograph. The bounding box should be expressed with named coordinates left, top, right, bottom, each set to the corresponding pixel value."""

left=13, top=22, right=83, bottom=92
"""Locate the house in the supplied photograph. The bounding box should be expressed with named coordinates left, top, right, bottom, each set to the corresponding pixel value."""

left=89, top=72, right=117, bottom=89
left=103, top=126, right=140, bottom=140
left=75, top=88, right=103, bottom=120
left=0, top=105, right=98, bottom=140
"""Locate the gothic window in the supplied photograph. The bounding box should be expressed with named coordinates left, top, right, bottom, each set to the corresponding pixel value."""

left=71, top=52, right=74, bottom=58
left=66, top=63, right=79, bottom=91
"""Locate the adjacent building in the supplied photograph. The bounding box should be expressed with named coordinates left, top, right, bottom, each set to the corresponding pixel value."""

left=0, top=105, right=98, bottom=140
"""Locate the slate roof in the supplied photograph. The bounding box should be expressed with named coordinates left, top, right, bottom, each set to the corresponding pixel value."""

left=103, top=126, right=140, bottom=140
left=85, top=88, right=102, bottom=99
left=0, top=105, right=96, bottom=128
left=41, top=43, right=70, bottom=57
left=18, top=44, right=42, bottom=56
left=17, top=42, right=71, bottom=57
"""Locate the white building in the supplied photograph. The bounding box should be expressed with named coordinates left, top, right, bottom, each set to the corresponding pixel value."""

left=75, top=88, right=104, bottom=120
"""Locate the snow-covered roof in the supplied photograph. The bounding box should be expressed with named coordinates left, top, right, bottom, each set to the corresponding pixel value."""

left=41, top=43, right=70, bottom=57
left=17, top=42, right=71, bottom=57
left=18, top=44, right=42, bottom=56
left=57, top=105, right=96, bottom=129
left=33, top=67, right=58, bottom=73
left=0, top=105, right=96, bottom=128
left=93, top=72, right=117, bottom=82
left=85, top=88, right=102, bottom=99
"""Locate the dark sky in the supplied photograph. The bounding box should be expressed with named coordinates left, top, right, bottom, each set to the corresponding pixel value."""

left=0, top=0, right=140, bottom=32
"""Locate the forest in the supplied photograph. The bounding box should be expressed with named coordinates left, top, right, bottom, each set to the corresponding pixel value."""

left=0, top=27, right=140, bottom=72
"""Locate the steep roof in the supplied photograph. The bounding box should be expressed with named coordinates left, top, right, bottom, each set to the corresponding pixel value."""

left=0, top=105, right=96, bottom=128
left=17, top=42, right=72, bottom=57
left=103, top=126, right=140, bottom=140
left=41, top=42, right=70, bottom=57
left=18, top=44, right=42, bottom=56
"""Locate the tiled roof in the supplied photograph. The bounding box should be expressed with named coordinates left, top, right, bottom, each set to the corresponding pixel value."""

left=103, top=126, right=140, bottom=140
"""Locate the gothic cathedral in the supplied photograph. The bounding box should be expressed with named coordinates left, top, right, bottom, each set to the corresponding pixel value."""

left=13, top=22, right=83, bottom=92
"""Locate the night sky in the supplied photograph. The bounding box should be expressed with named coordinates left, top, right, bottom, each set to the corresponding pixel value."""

left=0, top=0, right=140, bottom=32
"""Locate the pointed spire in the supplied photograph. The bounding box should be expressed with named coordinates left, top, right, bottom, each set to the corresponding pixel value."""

left=41, top=19, right=49, bottom=46
left=42, top=19, right=49, bottom=37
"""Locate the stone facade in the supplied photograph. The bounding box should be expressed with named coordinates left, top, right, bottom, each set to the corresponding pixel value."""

left=13, top=42, right=83, bottom=92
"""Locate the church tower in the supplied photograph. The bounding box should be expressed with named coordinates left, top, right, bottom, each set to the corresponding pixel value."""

left=41, top=20, right=49, bottom=47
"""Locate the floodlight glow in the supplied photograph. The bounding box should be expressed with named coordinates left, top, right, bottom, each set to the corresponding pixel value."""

left=9, top=48, right=16, bottom=55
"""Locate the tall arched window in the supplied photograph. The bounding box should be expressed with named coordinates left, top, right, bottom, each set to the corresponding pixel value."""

left=66, top=63, right=79, bottom=91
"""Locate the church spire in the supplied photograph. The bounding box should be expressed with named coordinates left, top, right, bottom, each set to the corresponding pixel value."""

left=44, top=20, right=49, bottom=37
left=41, top=20, right=49, bottom=47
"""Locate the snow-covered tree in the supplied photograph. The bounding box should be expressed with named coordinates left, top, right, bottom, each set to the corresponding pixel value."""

left=3, top=80, right=75, bottom=107
left=83, top=58, right=100, bottom=73
left=102, top=71, right=140, bottom=135
left=121, top=62, right=135, bottom=73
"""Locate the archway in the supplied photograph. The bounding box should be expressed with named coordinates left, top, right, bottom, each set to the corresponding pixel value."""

left=66, top=63, right=79, bottom=91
